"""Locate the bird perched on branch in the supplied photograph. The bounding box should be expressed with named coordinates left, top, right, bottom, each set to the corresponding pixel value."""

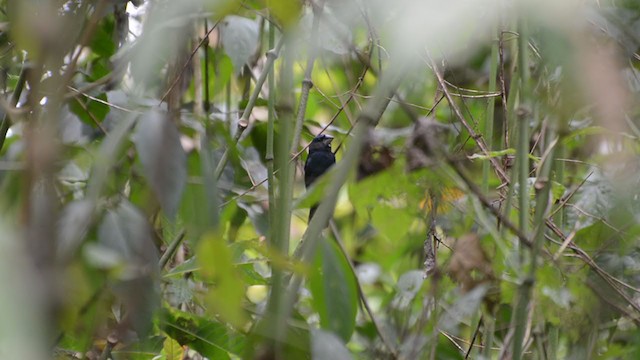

left=304, top=134, right=335, bottom=222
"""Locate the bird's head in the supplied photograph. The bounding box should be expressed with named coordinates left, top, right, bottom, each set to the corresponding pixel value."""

left=309, top=134, right=333, bottom=152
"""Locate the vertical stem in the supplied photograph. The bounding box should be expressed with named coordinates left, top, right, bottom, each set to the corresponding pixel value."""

left=516, top=19, right=530, bottom=239
left=481, top=313, right=496, bottom=359
left=482, top=26, right=499, bottom=194
left=512, top=15, right=531, bottom=360
left=203, top=19, right=211, bottom=115
left=290, top=0, right=325, bottom=154
left=268, top=33, right=295, bottom=354
left=553, top=143, right=565, bottom=230
left=266, top=19, right=277, bottom=245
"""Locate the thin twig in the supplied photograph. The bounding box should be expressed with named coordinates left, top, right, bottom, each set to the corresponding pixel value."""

left=159, top=18, right=222, bottom=104
left=430, top=58, right=510, bottom=184
left=72, top=97, right=108, bottom=135
left=446, top=156, right=531, bottom=248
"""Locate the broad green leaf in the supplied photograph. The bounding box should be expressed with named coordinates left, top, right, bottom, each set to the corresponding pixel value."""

left=134, top=109, right=187, bottom=219
left=162, top=336, right=183, bottom=360
left=88, top=17, right=116, bottom=58
left=197, top=232, right=247, bottom=328
left=309, top=237, right=358, bottom=342
left=69, top=93, right=110, bottom=128
left=161, top=307, right=245, bottom=359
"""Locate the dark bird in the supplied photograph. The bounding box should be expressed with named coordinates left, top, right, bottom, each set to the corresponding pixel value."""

left=304, top=134, right=335, bottom=221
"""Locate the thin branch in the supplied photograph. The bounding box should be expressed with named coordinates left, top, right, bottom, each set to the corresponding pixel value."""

left=159, top=18, right=222, bottom=104
left=430, top=58, right=510, bottom=185
left=72, top=97, right=108, bottom=135
left=446, top=155, right=531, bottom=248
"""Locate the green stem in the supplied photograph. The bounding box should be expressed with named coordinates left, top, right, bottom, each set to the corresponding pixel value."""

left=268, top=33, right=295, bottom=353
left=266, top=18, right=277, bottom=246
left=290, top=0, right=325, bottom=154
left=482, top=25, right=499, bottom=194
left=512, top=15, right=531, bottom=359
left=214, top=38, right=284, bottom=180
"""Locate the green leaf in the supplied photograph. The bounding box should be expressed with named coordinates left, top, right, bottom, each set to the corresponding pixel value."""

left=468, top=148, right=516, bottom=160
left=89, top=17, right=116, bottom=58
left=161, top=336, right=183, bottom=360
left=161, top=307, right=245, bottom=359
left=134, top=109, right=187, bottom=219
left=212, top=54, right=233, bottom=96
left=309, top=237, right=358, bottom=342
left=69, top=94, right=110, bottom=128
left=197, top=232, right=247, bottom=328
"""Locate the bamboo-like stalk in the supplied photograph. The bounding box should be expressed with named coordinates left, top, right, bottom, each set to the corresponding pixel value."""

left=515, top=20, right=530, bottom=239
left=266, top=19, right=277, bottom=246
left=214, top=38, right=284, bottom=180
left=290, top=0, right=325, bottom=154
left=482, top=26, right=499, bottom=194
left=512, top=132, right=556, bottom=360
left=279, top=63, right=405, bottom=354
left=511, top=15, right=532, bottom=359
left=268, top=32, right=295, bottom=354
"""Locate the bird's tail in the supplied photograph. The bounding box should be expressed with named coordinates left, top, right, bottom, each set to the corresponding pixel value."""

left=308, top=205, right=318, bottom=223
left=308, top=205, right=331, bottom=228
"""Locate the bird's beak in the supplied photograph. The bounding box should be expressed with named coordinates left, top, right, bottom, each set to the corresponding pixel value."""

left=322, top=136, right=334, bottom=146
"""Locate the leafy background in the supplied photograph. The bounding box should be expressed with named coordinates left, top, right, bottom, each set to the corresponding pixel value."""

left=1, top=0, right=640, bottom=359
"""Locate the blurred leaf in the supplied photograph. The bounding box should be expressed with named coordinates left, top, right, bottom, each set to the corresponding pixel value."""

left=268, top=0, right=302, bottom=28
left=299, top=12, right=352, bottom=55
left=567, top=169, right=613, bottom=229
left=96, top=201, right=160, bottom=335
left=220, top=16, right=259, bottom=73
left=197, top=232, right=247, bottom=328
left=97, top=200, right=159, bottom=270
left=391, top=270, right=424, bottom=309
left=134, top=109, right=187, bottom=219
left=309, top=238, right=358, bottom=342
left=439, top=285, right=489, bottom=333
left=311, top=329, right=353, bottom=360
left=161, top=307, right=246, bottom=359
left=57, top=199, right=95, bottom=261
left=212, top=54, right=234, bottom=96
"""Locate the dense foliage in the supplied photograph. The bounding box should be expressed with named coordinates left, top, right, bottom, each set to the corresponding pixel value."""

left=1, top=0, right=640, bottom=359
